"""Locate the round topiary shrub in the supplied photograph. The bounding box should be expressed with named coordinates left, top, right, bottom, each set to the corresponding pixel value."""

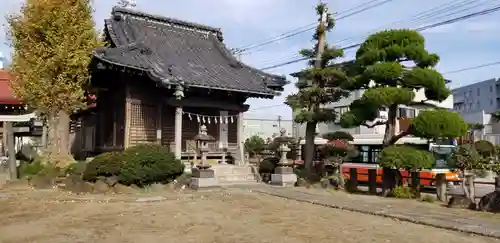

left=118, top=144, right=184, bottom=186
left=474, top=140, right=495, bottom=158
left=82, top=151, right=124, bottom=182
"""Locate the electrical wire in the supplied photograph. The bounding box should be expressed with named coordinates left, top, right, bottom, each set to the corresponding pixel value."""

left=259, top=0, right=484, bottom=69
left=443, top=61, right=500, bottom=75
left=233, top=0, right=397, bottom=55
left=260, top=3, right=500, bottom=71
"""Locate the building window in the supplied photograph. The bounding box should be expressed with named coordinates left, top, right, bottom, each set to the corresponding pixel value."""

left=477, top=88, right=480, bottom=96
left=397, top=108, right=416, bottom=118
left=333, top=106, right=349, bottom=122
left=491, top=99, right=494, bottom=106
left=491, top=86, right=494, bottom=92
left=476, top=101, right=480, bottom=109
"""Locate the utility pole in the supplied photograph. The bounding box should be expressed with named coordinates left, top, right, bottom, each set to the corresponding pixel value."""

left=304, top=4, right=328, bottom=178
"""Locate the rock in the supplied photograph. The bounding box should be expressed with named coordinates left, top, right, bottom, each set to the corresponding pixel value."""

left=30, top=175, right=54, bottom=189
left=64, top=178, right=94, bottom=194
left=295, top=178, right=309, bottom=187
left=478, top=190, right=500, bottom=213
left=447, top=195, right=476, bottom=209
left=104, top=176, right=118, bottom=187
left=113, top=183, right=137, bottom=194
left=94, top=179, right=111, bottom=193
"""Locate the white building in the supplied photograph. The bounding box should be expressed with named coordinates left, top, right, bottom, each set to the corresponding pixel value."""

left=243, top=117, right=294, bottom=141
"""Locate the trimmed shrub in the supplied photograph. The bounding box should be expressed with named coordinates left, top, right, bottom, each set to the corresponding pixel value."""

left=474, top=140, right=495, bottom=158
left=390, top=185, right=414, bottom=199
left=378, top=145, right=434, bottom=170
left=65, top=162, right=87, bottom=176
left=82, top=151, right=124, bottom=182
left=258, top=157, right=278, bottom=174
left=118, top=144, right=184, bottom=186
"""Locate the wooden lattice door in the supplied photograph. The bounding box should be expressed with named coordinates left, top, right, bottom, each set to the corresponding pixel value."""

left=129, top=103, right=159, bottom=146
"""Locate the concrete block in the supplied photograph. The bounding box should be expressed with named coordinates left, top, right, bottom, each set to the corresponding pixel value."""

left=271, top=173, right=297, bottom=187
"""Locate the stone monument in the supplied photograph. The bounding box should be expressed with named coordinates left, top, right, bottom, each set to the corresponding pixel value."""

left=271, top=128, right=297, bottom=186
left=190, top=125, right=218, bottom=189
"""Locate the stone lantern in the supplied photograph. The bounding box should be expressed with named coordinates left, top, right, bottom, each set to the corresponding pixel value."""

left=190, top=125, right=218, bottom=189
left=271, top=128, right=297, bottom=186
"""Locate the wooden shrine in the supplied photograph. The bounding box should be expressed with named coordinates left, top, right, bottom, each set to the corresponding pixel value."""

left=73, top=7, right=287, bottom=163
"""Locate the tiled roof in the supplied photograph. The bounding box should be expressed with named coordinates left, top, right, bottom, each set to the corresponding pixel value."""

left=0, top=70, right=21, bottom=105
left=93, top=7, right=288, bottom=96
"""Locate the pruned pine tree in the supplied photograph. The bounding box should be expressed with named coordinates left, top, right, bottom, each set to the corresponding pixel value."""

left=339, top=29, right=468, bottom=146
left=7, top=0, right=101, bottom=167
left=286, top=3, right=350, bottom=179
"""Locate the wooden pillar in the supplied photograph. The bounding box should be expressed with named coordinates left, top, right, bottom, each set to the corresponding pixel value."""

left=5, top=122, right=17, bottom=181
left=368, top=169, right=377, bottom=194
left=237, top=111, right=245, bottom=166
left=174, top=106, right=183, bottom=160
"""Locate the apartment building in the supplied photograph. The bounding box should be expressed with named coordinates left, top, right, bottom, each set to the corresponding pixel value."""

left=452, top=78, right=498, bottom=115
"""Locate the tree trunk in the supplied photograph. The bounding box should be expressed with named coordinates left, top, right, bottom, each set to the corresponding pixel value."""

left=381, top=105, right=399, bottom=196
left=304, top=121, right=317, bottom=180
left=45, top=110, right=73, bottom=168
left=382, top=105, right=398, bottom=146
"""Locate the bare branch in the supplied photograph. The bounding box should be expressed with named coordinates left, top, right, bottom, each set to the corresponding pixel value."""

left=361, top=121, right=387, bottom=128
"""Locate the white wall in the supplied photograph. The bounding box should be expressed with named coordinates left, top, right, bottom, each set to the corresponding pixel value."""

left=243, top=118, right=293, bottom=141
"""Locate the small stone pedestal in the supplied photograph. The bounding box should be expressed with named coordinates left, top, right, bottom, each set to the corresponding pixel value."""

left=189, top=125, right=219, bottom=190
left=190, top=166, right=218, bottom=189
left=271, top=166, right=297, bottom=187
left=271, top=128, right=297, bottom=187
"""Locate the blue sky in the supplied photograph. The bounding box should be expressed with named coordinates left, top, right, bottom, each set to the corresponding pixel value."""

left=1, top=0, right=500, bottom=120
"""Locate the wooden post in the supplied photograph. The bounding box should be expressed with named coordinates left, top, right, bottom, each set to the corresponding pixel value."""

left=435, top=173, right=446, bottom=202
left=465, top=174, right=475, bottom=201
left=5, top=122, right=17, bottom=181
left=347, top=168, right=358, bottom=191
left=495, top=177, right=500, bottom=191
left=368, top=169, right=377, bottom=194
left=411, top=171, right=421, bottom=197
left=237, top=111, right=245, bottom=166
left=174, top=106, right=183, bottom=160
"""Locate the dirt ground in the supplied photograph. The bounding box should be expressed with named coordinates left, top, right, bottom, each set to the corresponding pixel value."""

left=0, top=187, right=498, bottom=243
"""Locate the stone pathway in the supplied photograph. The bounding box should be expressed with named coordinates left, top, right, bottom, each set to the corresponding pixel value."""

left=248, top=185, right=500, bottom=239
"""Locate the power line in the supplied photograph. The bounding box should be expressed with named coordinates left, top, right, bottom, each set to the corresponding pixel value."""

left=233, top=0, right=397, bottom=55
left=333, top=0, right=483, bottom=46
left=260, top=4, right=500, bottom=71
left=260, top=0, right=482, bottom=70
left=443, top=61, right=500, bottom=75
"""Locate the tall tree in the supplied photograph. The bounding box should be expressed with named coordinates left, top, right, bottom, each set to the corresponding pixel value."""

left=7, top=0, right=101, bottom=166
left=286, top=3, right=350, bottom=178
left=339, top=29, right=468, bottom=145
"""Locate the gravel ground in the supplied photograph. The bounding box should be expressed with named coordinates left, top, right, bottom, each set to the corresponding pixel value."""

left=0, top=187, right=498, bottom=243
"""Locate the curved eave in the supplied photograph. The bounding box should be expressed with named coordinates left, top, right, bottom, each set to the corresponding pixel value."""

left=92, top=53, right=279, bottom=99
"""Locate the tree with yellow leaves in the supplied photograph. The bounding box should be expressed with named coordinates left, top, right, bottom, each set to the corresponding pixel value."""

left=7, top=0, right=101, bottom=166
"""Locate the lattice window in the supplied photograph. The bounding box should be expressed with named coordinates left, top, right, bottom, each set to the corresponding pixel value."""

left=130, top=103, right=157, bottom=128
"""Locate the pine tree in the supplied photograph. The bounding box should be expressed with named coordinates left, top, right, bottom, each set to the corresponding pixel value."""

left=286, top=3, right=350, bottom=178
left=339, top=29, right=468, bottom=146
left=7, top=0, right=101, bottom=166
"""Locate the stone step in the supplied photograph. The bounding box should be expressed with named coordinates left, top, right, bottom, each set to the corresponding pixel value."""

left=217, top=174, right=257, bottom=182
left=211, top=165, right=253, bottom=175
left=218, top=180, right=260, bottom=186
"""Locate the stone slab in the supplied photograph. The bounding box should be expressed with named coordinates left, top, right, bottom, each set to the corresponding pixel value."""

left=271, top=173, right=297, bottom=187
left=192, top=168, right=215, bottom=178
left=136, top=196, right=166, bottom=202
left=274, top=166, right=294, bottom=174
left=190, top=177, right=219, bottom=190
